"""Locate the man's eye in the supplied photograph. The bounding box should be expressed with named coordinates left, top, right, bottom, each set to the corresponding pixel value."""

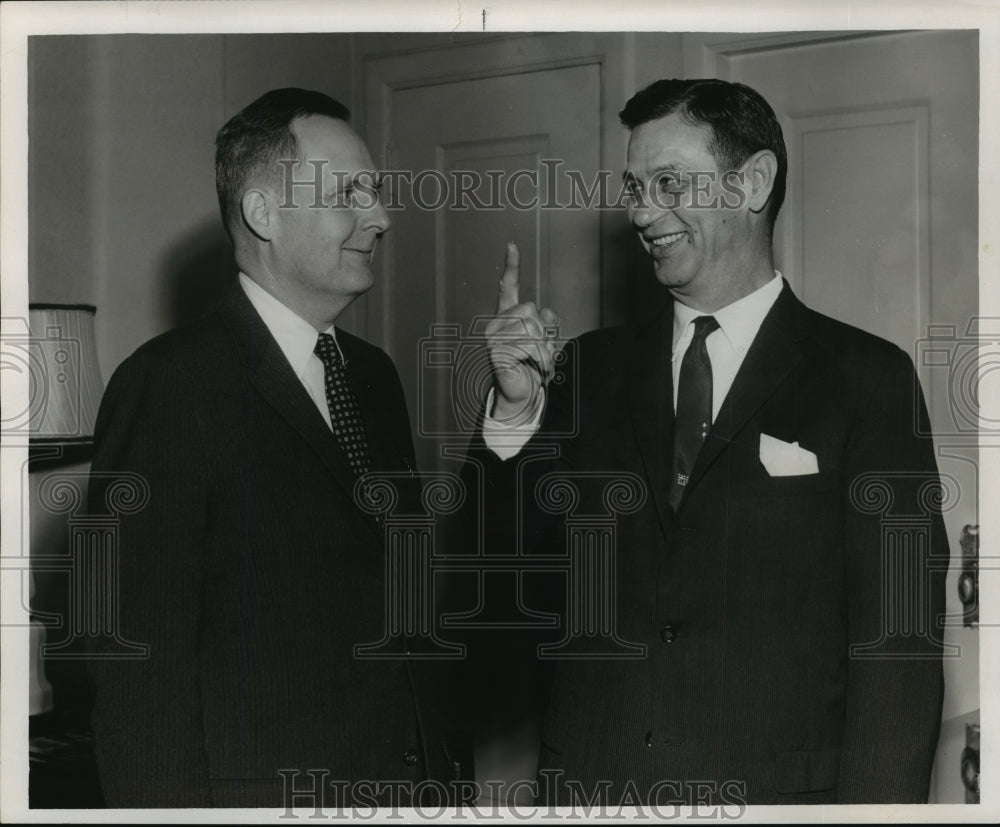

left=657, top=176, right=685, bottom=193
left=337, top=176, right=383, bottom=207
left=326, top=187, right=352, bottom=207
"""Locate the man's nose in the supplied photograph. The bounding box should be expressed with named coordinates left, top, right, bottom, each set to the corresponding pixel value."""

left=629, top=197, right=657, bottom=230
left=362, top=195, right=391, bottom=234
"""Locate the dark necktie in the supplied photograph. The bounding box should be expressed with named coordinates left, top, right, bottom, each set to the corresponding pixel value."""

left=314, top=333, right=372, bottom=477
left=669, top=315, right=719, bottom=510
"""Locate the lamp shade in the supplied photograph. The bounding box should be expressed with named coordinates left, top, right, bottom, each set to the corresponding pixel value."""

left=27, top=304, right=104, bottom=443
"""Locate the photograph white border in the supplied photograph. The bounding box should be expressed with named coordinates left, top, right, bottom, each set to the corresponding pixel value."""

left=2, top=1, right=997, bottom=823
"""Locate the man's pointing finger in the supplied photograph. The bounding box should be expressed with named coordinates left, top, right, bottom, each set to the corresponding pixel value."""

left=496, top=241, right=520, bottom=313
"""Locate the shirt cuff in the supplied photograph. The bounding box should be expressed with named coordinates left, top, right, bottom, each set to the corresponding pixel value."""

left=482, top=387, right=546, bottom=460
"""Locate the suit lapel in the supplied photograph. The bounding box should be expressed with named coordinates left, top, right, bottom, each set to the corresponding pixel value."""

left=684, top=282, right=809, bottom=497
left=627, top=308, right=675, bottom=534
left=217, top=288, right=379, bottom=538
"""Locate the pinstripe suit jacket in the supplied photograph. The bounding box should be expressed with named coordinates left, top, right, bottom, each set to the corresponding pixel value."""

left=87, top=286, right=455, bottom=807
left=469, top=281, right=946, bottom=804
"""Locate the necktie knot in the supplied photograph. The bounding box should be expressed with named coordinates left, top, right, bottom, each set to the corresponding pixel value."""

left=691, top=315, right=719, bottom=342
left=314, top=332, right=343, bottom=368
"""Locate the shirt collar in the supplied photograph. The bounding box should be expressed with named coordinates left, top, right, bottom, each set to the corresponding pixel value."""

left=672, top=271, right=783, bottom=357
left=238, top=273, right=341, bottom=377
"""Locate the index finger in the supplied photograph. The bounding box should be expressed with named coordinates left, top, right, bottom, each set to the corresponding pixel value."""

left=496, top=241, right=520, bottom=314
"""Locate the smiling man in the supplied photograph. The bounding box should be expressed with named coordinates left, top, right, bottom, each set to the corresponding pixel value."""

left=86, top=89, right=460, bottom=807
left=474, top=78, right=947, bottom=804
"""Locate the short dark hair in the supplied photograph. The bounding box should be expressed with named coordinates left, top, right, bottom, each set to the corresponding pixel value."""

left=619, top=78, right=787, bottom=226
left=215, top=88, right=350, bottom=235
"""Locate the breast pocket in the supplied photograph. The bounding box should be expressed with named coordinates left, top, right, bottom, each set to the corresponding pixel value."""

left=720, top=470, right=845, bottom=570
left=731, top=470, right=841, bottom=499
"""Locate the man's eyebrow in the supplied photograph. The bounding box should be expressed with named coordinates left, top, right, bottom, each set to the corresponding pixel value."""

left=327, top=170, right=383, bottom=189
left=622, top=164, right=684, bottom=182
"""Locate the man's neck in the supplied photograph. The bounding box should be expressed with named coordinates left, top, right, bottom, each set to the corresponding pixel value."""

left=238, top=260, right=345, bottom=332
left=671, top=248, right=776, bottom=313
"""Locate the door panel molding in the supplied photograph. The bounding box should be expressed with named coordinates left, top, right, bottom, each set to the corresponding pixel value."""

left=437, top=133, right=551, bottom=322
left=787, top=102, right=931, bottom=352
left=358, top=33, right=633, bottom=352
left=682, top=30, right=911, bottom=78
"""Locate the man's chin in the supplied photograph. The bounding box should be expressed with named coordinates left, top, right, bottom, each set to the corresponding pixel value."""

left=652, top=260, right=687, bottom=288
left=342, top=267, right=375, bottom=292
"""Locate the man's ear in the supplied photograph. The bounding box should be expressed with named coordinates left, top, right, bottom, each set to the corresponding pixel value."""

left=241, top=189, right=274, bottom=241
left=744, top=150, right=778, bottom=215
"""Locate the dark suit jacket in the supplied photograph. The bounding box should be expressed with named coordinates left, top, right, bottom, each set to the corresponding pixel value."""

left=469, top=281, right=946, bottom=805
left=87, top=287, right=459, bottom=807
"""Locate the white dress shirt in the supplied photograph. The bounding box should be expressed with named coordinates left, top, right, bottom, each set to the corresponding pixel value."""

left=484, top=272, right=784, bottom=458
left=239, top=273, right=343, bottom=431
left=672, top=271, right=783, bottom=421
left=482, top=386, right=546, bottom=459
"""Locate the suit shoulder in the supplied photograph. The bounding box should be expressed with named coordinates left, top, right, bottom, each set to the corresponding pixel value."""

left=801, top=306, right=913, bottom=372
left=336, top=327, right=398, bottom=369
left=335, top=326, right=387, bottom=356
left=575, top=325, right=632, bottom=347
left=337, top=327, right=392, bottom=363
left=110, top=314, right=230, bottom=383
left=573, top=324, right=638, bottom=360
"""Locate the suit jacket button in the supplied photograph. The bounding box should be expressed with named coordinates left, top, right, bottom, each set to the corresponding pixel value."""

left=404, top=749, right=419, bottom=766
left=660, top=625, right=677, bottom=643
left=644, top=731, right=654, bottom=748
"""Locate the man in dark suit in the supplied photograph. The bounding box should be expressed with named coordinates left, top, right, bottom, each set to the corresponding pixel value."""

left=472, top=79, right=947, bottom=804
left=87, top=89, right=459, bottom=808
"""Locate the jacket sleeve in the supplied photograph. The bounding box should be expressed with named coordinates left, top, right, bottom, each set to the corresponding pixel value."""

left=86, top=350, right=213, bottom=806
left=836, top=346, right=947, bottom=802
left=454, top=342, right=583, bottom=782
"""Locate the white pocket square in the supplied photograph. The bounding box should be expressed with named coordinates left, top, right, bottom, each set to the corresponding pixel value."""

left=759, top=433, right=819, bottom=477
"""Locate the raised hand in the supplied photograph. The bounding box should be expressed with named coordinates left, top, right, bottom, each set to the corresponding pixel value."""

left=485, top=242, right=560, bottom=423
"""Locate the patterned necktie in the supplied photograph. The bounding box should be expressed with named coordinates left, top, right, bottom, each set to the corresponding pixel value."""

left=669, top=315, right=719, bottom=511
left=314, top=333, right=372, bottom=477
